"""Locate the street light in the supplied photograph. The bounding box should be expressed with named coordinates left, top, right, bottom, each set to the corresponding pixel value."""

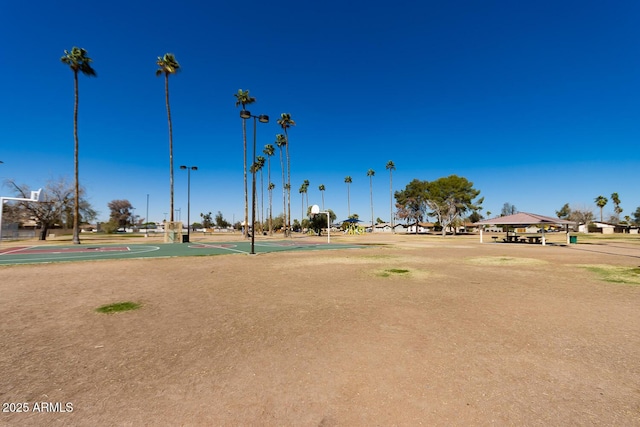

left=179, top=165, right=198, bottom=243
left=240, top=109, right=269, bottom=255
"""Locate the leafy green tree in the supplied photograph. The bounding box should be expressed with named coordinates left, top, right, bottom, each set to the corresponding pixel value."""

left=156, top=53, right=180, bottom=227
left=277, top=113, right=295, bottom=235
left=633, top=206, right=640, bottom=226
left=425, top=175, right=481, bottom=236
left=61, top=47, right=97, bottom=244
left=594, top=195, right=608, bottom=222
left=108, top=199, right=133, bottom=230
left=395, top=179, right=429, bottom=234
left=200, top=212, right=213, bottom=228
left=386, top=161, right=396, bottom=232
left=234, top=89, right=257, bottom=238
left=215, top=211, right=231, bottom=228
left=308, top=207, right=336, bottom=235
left=367, top=169, right=375, bottom=232
left=556, top=203, right=571, bottom=219
left=344, top=176, right=352, bottom=217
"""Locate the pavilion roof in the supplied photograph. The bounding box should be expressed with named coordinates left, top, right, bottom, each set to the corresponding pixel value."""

left=473, top=212, right=575, bottom=226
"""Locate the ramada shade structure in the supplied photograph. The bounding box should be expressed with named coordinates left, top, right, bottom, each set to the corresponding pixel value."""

left=473, top=212, right=576, bottom=245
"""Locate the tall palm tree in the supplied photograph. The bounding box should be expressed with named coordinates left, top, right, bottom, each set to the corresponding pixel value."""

left=234, top=89, right=256, bottom=238
left=344, top=176, right=352, bottom=217
left=263, top=144, right=276, bottom=235
left=385, top=160, right=395, bottom=233
left=611, top=192, right=622, bottom=222
left=594, top=195, right=608, bottom=222
left=299, top=183, right=307, bottom=223
left=156, top=53, right=180, bottom=227
left=275, top=134, right=287, bottom=233
left=61, top=47, right=97, bottom=245
left=277, top=113, right=295, bottom=235
left=319, top=184, right=326, bottom=210
left=256, top=156, right=266, bottom=231
left=303, top=179, right=310, bottom=211
left=367, top=169, right=375, bottom=232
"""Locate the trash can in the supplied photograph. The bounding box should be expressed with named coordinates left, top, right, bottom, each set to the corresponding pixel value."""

left=569, top=235, right=577, bottom=244
left=182, top=234, right=190, bottom=243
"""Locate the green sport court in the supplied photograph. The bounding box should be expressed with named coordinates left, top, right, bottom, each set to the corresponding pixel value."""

left=0, top=240, right=362, bottom=266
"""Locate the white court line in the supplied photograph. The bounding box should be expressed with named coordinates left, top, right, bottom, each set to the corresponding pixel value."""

left=0, top=246, right=161, bottom=264
left=0, top=246, right=36, bottom=256
left=189, top=244, right=247, bottom=254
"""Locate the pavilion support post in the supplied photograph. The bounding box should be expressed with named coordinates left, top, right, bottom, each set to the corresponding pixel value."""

left=480, top=225, right=484, bottom=243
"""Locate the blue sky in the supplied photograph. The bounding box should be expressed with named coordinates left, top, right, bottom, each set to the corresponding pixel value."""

left=1, top=1, right=638, bottom=225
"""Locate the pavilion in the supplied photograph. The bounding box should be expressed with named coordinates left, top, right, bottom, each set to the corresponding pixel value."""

left=473, top=212, right=576, bottom=245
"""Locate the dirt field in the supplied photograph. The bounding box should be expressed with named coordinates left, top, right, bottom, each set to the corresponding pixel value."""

left=1, top=233, right=639, bottom=426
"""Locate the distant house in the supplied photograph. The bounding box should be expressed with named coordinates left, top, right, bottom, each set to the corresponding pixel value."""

left=586, top=221, right=637, bottom=234
left=405, top=222, right=435, bottom=233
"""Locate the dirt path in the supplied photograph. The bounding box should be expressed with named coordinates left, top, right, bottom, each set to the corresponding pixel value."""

left=1, top=235, right=639, bottom=425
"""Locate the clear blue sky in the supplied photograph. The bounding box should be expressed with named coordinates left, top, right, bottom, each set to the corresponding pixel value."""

left=1, top=1, right=638, bottom=225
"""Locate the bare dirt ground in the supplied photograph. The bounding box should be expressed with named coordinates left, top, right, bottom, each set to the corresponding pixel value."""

left=1, top=233, right=639, bottom=426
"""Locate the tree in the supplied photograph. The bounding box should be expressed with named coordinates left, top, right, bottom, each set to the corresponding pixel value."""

left=611, top=192, right=622, bottom=223
left=298, top=182, right=308, bottom=222
left=386, top=160, right=396, bottom=232
left=308, top=207, right=337, bottom=235
left=594, top=195, right=608, bottom=222
left=344, top=176, right=352, bottom=217
left=200, top=212, right=213, bottom=228
left=108, top=200, right=133, bottom=230
left=61, top=47, right=97, bottom=245
left=501, top=202, right=517, bottom=216
left=395, top=179, right=429, bottom=234
left=318, top=184, right=326, bottom=210
left=556, top=203, right=571, bottom=219
left=425, top=175, right=482, bottom=236
left=256, top=156, right=266, bottom=231
left=155, top=53, right=180, bottom=228
left=234, top=89, right=257, bottom=238
left=215, top=211, right=231, bottom=228
left=5, top=178, right=96, bottom=240
left=275, top=134, right=287, bottom=234
left=367, top=169, right=375, bottom=232
left=263, top=144, right=276, bottom=235
left=633, top=207, right=640, bottom=226
left=303, top=179, right=310, bottom=211
left=277, top=113, right=295, bottom=236
left=569, top=206, right=594, bottom=231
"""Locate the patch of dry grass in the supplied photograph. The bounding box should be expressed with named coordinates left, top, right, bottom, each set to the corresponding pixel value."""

left=466, top=256, right=548, bottom=266
left=580, top=265, right=640, bottom=285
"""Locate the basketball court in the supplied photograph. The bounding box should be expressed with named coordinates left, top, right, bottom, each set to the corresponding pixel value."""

left=0, top=240, right=362, bottom=265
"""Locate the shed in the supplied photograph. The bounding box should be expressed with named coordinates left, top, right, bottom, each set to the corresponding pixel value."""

left=474, top=212, right=576, bottom=245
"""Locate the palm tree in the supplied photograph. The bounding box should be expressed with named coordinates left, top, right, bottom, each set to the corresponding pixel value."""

left=344, top=176, right=352, bottom=217
left=594, top=195, right=608, bottom=222
left=611, top=192, right=622, bottom=222
left=234, top=89, right=257, bottom=238
left=263, top=144, right=276, bottom=235
left=275, top=134, right=287, bottom=233
left=61, top=47, right=97, bottom=245
left=155, top=53, right=180, bottom=228
left=367, top=169, right=375, bottom=232
left=277, top=113, right=295, bottom=236
left=385, top=160, right=396, bottom=233
left=303, top=179, right=310, bottom=211
left=299, top=183, right=307, bottom=223
left=319, top=184, right=326, bottom=210
left=256, top=156, right=266, bottom=232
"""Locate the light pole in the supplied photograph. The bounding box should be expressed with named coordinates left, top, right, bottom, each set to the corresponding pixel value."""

left=180, top=165, right=198, bottom=243
left=240, top=110, right=269, bottom=255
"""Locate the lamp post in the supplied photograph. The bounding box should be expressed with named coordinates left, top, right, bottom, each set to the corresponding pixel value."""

left=240, top=109, right=269, bottom=255
left=179, top=165, right=197, bottom=243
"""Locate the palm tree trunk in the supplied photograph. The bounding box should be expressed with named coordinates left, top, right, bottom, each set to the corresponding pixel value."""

left=321, top=191, right=325, bottom=210
left=242, top=119, right=248, bottom=238
left=370, top=177, right=374, bottom=233
left=347, top=184, right=350, bottom=217
left=279, top=148, right=286, bottom=234
left=165, top=73, right=174, bottom=224
left=285, top=129, right=291, bottom=236
left=72, top=70, right=81, bottom=244
left=389, top=171, right=394, bottom=234
left=260, top=169, right=264, bottom=234
left=268, top=157, right=273, bottom=235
